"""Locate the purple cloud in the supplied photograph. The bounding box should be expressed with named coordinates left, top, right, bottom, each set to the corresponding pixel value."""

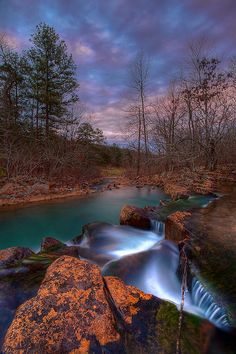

left=1, top=0, right=236, bottom=142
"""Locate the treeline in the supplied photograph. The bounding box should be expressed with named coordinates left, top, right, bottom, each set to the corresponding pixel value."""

left=126, top=44, right=236, bottom=175
left=0, top=23, right=128, bottom=181
left=2, top=24, right=235, bottom=182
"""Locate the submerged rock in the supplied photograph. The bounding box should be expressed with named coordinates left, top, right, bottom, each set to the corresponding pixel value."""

left=120, top=204, right=151, bottom=229
left=0, top=247, right=34, bottom=268
left=3, top=255, right=160, bottom=353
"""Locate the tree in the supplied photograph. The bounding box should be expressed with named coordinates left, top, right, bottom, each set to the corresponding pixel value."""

left=183, top=53, right=232, bottom=171
left=76, top=122, right=105, bottom=145
left=0, top=34, right=25, bottom=128
left=26, top=23, right=79, bottom=136
left=131, top=51, right=149, bottom=158
left=125, top=51, right=151, bottom=176
left=152, top=82, right=185, bottom=170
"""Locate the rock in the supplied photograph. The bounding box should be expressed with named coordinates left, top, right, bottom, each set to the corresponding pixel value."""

left=19, top=238, right=79, bottom=272
left=30, top=182, right=49, bottom=195
left=3, top=256, right=160, bottom=353
left=0, top=183, right=16, bottom=196
left=165, top=211, right=191, bottom=243
left=41, top=237, right=65, bottom=252
left=120, top=204, right=151, bottom=230
left=0, top=247, right=34, bottom=268
left=40, top=237, right=79, bottom=259
left=163, top=183, right=189, bottom=200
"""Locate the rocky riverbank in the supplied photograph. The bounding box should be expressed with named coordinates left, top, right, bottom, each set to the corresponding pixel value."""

left=1, top=178, right=236, bottom=352
left=0, top=241, right=215, bottom=354
left=0, top=176, right=125, bottom=209
left=1, top=165, right=234, bottom=209
left=130, top=165, right=236, bottom=200
left=165, top=194, right=236, bottom=328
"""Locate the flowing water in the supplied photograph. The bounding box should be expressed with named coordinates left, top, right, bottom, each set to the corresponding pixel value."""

left=0, top=185, right=233, bottom=349
left=74, top=222, right=229, bottom=330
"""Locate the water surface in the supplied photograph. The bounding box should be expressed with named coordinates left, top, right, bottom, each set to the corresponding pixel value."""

left=0, top=186, right=167, bottom=250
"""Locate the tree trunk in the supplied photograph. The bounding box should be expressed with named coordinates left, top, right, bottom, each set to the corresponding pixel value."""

left=137, top=107, right=141, bottom=176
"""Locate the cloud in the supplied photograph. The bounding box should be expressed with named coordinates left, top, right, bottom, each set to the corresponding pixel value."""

left=75, top=42, right=94, bottom=57
left=0, top=31, right=27, bottom=50
left=0, top=0, right=236, bottom=142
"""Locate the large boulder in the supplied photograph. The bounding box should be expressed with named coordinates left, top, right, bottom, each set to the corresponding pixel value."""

left=120, top=204, right=151, bottom=230
left=165, top=211, right=191, bottom=243
left=3, top=255, right=160, bottom=353
left=0, top=247, right=34, bottom=268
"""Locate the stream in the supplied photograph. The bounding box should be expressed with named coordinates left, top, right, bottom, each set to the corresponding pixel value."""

left=0, top=185, right=234, bottom=351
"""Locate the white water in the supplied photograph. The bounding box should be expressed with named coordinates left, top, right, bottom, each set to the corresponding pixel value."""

left=78, top=222, right=164, bottom=260
left=191, top=278, right=229, bottom=329
left=150, top=219, right=165, bottom=236
left=76, top=222, right=230, bottom=330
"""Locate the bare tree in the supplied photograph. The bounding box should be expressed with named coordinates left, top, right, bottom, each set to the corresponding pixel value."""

left=131, top=51, right=149, bottom=157
left=152, top=82, right=185, bottom=170
left=176, top=41, right=234, bottom=171
left=124, top=51, right=151, bottom=176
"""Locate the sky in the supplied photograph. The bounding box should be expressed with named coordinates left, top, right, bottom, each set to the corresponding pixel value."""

left=0, top=0, right=236, bottom=143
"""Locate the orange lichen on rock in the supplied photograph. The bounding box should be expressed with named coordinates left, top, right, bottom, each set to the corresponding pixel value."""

left=105, top=276, right=153, bottom=325
left=120, top=204, right=151, bottom=229
left=165, top=211, right=191, bottom=243
left=0, top=247, right=34, bottom=268
left=3, top=256, right=159, bottom=354
left=163, top=183, right=188, bottom=200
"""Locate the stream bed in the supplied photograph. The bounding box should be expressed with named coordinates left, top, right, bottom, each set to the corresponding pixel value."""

left=0, top=185, right=235, bottom=352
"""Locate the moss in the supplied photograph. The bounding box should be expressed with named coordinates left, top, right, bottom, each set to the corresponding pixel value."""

left=156, top=302, right=203, bottom=354
left=0, top=166, right=6, bottom=177
left=101, top=167, right=124, bottom=177
left=22, top=254, right=53, bottom=265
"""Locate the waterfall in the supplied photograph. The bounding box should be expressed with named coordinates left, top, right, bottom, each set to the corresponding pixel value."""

left=150, top=219, right=165, bottom=236
left=191, top=278, right=230, bottom=330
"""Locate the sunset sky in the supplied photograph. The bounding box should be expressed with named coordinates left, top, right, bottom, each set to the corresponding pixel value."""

left=1, top=0, right=236, bottom=142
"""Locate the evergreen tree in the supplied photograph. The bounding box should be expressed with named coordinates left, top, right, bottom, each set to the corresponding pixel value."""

left=0, top=42, right=24, bottom=127
left=26, top=23, right=79, bottom=136
left=77, top=122, right=105, bottom=145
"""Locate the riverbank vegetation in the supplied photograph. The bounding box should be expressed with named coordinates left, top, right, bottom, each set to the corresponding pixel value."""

left=1, top=24, right=236, bottom=201
left=0, top=24, right=131, bottom=189
left=126, top=45, right=236, bottom=176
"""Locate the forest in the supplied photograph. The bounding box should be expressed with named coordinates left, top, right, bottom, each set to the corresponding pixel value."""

left=0, top=23, right=132, bottom=184
left=1, top=23, right=236, bottom=185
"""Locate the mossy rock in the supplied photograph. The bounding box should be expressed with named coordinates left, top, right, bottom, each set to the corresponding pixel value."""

left=156, top=302, right=208, bottom=354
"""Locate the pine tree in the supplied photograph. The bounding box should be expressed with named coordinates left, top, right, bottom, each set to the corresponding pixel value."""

left=26, top=23, right=79, bottom=137
left=0, top=41, right=24, bottom=127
